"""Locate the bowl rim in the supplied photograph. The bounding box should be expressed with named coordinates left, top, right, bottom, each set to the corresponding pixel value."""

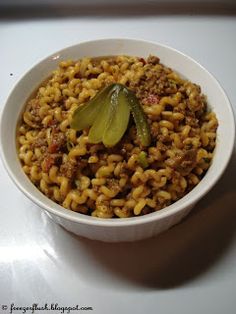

left=0, top=37, right=235, bottom=227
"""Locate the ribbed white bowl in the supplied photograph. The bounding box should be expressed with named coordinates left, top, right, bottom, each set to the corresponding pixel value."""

left=0, top=38, right=235, bottom=242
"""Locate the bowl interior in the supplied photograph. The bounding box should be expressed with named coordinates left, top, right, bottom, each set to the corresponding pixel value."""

left=1, top=38, right=235, bottom=226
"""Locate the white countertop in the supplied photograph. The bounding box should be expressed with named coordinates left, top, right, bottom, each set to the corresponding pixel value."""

left=1, top=13, right=236, bottom=314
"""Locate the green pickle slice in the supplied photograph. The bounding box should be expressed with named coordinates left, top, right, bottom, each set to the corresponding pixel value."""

left=103, top=88, right=130, bottom=147
left=127, top=91, right=151, bottom=147
left=70, top=84, right=115, bottom=131
left=88, top=91, right=114, bottom=144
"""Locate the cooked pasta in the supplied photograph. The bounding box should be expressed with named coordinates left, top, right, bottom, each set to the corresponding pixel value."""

left=17, top=55, right=218, bottom=218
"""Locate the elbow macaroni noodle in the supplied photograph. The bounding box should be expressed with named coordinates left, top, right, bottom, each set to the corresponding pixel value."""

left=17, top=55, right=218, bottom=218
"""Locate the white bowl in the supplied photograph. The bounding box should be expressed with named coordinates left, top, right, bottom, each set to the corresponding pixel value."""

left=0, top=38, right=235, bottom=242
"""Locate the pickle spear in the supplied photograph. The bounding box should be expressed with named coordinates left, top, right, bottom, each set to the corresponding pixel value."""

left=88, top=86, right=118, bottom=144
left=126, top=90, right=151, bottom=147
left=88, top=95, right=112, bottom=144
left=103, top=88, right=130, bottom=147
left=70, top=84, right=115, bottom=131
